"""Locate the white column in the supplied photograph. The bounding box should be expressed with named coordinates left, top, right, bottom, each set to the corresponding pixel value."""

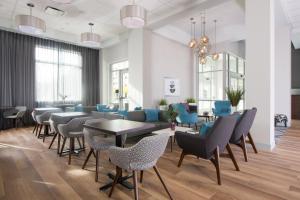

left=245, top=0, right=275, bottom=150
left=275, top=26, right=291, bottom=126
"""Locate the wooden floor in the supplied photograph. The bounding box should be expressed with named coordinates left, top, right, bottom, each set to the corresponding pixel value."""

left=0, top=122, right=300, bottom=200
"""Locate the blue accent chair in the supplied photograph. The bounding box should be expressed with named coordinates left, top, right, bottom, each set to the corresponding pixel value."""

left=172, top=103, right=198, bottom=128
left=212, top=100, right=231, bottom=117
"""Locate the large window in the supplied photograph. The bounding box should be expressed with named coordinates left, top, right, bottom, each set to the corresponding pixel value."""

left=110, top=60, right=129, bottom=109
left=35, top=46, right=82, bottom=102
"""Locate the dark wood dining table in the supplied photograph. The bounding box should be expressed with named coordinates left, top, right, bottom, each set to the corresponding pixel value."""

left=83, top=119, right=155, bottom=191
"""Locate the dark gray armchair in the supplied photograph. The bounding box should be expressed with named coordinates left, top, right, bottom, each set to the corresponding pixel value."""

left=230, top=108, right=258, bottom=162
left=175, top=115, right=239, bottom=185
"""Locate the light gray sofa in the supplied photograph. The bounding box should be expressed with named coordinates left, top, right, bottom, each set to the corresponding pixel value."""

left=91, top=111, right=124, bottom=120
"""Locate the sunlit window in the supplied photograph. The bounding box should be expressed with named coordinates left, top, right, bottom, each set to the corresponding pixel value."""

left=35, top=46, right=82, bottom=102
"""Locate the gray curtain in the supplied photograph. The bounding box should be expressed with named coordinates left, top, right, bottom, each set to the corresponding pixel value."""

left=0, top=29, right=100, bottom=125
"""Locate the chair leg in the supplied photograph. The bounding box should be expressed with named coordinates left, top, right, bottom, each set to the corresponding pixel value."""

left=108, top=167, right=122, bottom=198
left=60, top=137, right=67, bottom=156
left=153, top=166, right=173, bottom=200
left=210, top=146, right=221, bottom=185
left=37, top=124, right=43, bottom=138
left=177, top=151, right=186, bottom=167
left=170, top=136, right=173, bottom=152
left=241, top=135, right=248, bottom=162
left=82, top=136, right=85, bottom=150
left=76, top=137, right=82, bottom=149
left=140, top=171, right=144, bottom=183
left=82, top=148, right=93, bottom=169
left=226, top=143, right=240, bottom=171
left=57, top=134, right=61, bottom=154
left=49, top=133, right=57, bottom=149
left=132, top=170, right=139, bottom=200
left=95, top=150, right=100, bottom=182
left=32, top=124, right=37, bottom=134
left=42, top=125, right=48, bottom=143
left=247, top=133, right=258, bottom=154
left=68, top=138, right=74, bottom=165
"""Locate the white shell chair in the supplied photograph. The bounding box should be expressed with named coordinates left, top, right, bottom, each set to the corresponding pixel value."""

left=108, top=134, right=173, bottom=200
left=35, top=111, right=53, bottom=142
left=82, top=118, right=115, bottom=182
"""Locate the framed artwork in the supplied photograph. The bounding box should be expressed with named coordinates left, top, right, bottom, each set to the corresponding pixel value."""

left=164, top=78, right=180, bottom=96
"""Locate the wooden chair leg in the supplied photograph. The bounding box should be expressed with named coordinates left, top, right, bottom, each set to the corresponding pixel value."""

left=170, top=136, right=173, bottom=152
left=247, top=133, right=258, bottom=154
left=49, top=133, right=57, bottom=149
left=35, top=124, right=39, bottom=136
left=226, top=143, right=240, bottom=171
left=95, top=150, right=100, bottom=182
left=108, top=167, right=122, bottom=197
left=37, top=124, right=43, bottom=138
left=82, top=136, right=85, bottom=150
left=42, top=125, right=47, bottom=143
left=140, top=171, right=144, bottom=183
left=178, top=151, right=186, bottom=167
left=210, top=146, right=221, bottom=185
left=32, top=124, right=37, bottom=134
left=241, top=135, right=248, bottom=162
left=153, top=166, right=173, bottom=200
left=60, top=137, right=67, bottom=156
left=132, top=170, right=139, bottom=200
left=68, top=138, right=74, bottom=165
left=76, top=137, right=82, bottom=149
left=57, top=134, right=61, bottom=154
left=82, top=148, right=93, bottom=169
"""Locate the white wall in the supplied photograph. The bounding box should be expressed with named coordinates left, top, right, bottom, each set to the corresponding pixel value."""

left=216, top=40, right=245, bottom=58
left=100, top=40, right=128, bottom=104
left=143, top=30, right=194, bottom=108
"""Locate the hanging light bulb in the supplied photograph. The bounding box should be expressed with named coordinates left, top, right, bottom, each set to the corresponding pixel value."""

left=212, top=19, right=219, bottom=61
left=199, top=13, right=209, bottom=46
left=188, top=18, right=197, bottom=48
left=199, top=45, right=208, bottom=54
left=200, top=56, right=207, bottom=65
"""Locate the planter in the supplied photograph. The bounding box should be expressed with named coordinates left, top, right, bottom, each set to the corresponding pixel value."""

left=170, top=122, right=176, bottom=131
left=159, top=105, right=168, bottom=111
left=232, top=106, right=238, bottom=113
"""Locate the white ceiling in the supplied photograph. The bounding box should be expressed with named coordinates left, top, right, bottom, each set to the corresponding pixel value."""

left=280, top=0, right=300, bottom=48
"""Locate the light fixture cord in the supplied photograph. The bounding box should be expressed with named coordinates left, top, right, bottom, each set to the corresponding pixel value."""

left=214, top=20, right=217, bottom=51
left=193, top=21, right=196, bottom=40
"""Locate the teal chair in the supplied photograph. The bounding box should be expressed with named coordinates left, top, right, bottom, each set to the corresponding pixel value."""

left=212, top=101, right=231, bottom=117
left=96, top=104, right=107, bottom=112
left=172, top=103, right=198, bottom=128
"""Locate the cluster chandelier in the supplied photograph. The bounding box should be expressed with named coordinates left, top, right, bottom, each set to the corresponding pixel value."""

left=15, top=3, right=46, bottom=35
left=81, top=23, right=101, bottom=47
left=188, top=13, right=219, bottom=64
left=120, top=0, right=147, bottom=29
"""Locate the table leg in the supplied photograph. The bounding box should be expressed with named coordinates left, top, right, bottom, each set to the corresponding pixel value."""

left=99, top=135, right=134, bottom=191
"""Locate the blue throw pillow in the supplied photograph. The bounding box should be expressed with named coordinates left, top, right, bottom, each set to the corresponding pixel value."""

left=96, top=104, right=107, bottom=112
left=199, top=122, right=214, bottom=136
left=144, top=109, right=159, bottom=122
left=74, top=106, right=83, bottom=112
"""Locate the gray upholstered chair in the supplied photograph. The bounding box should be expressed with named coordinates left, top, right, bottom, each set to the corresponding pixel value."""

left=4, top=106, right=27, bottom=128
left=35, top=111, right=53, bottom=142
left=57, top=117, right=93, bottom=164
left=175, top=115, right=239, bottom=185
left=82, top=118, right=115, bottom=182
left=108, top=134, right=173, bottom=200
left=230, top=108, right=258, bottom=162
left=31, top=111, right=38, bottom=135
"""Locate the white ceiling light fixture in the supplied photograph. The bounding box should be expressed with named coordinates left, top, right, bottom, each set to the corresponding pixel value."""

left=120, top=0, right=147, bottom=29
left=50, top=0, right=73, bottom=4
left=15, top=3, right=46, bottom=35
left=81, top=23, right=101, bottom=47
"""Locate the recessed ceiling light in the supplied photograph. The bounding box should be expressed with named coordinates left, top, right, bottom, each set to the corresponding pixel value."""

left=45, top=6, right=65, bottom=16
left=51, top=0, right=73, bottom=3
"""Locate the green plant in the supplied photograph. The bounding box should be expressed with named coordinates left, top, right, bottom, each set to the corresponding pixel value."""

left=186, top=97, right=196, bottom=104
left=159, top=99, right=168, bottom=106
left=225, top=88, right=244, bottom=106
left=165, top=106, right=178, bottom=122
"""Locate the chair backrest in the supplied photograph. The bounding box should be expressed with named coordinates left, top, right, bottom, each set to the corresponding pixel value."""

left=205, top=115, right=237, bottom=157
left=213, top=101, right=231, bottom=115
left=230, top=107, right=257, bottom=144
left=31, top=111, right=37, bottom=122
left=84, top=118, right=109, bottom=147
left=58, top=117, right=93, bottom=137
left=172, top=103, right=188, bottom=115
left=129, top=134, right=169, bottom=170
left=15, top=106, right=27, bottom=118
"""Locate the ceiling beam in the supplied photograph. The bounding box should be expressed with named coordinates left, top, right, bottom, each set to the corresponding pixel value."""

left=147, top=0, right=231, bottom=30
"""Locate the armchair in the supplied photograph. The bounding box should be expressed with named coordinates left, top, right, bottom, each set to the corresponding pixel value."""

left=175, top=115, right=239, bottom=185
left=172, top=103, right=198, bottom=128
left=230, top=108, right=258, bottom=162
left=212, top=100, right=231, bottom=117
